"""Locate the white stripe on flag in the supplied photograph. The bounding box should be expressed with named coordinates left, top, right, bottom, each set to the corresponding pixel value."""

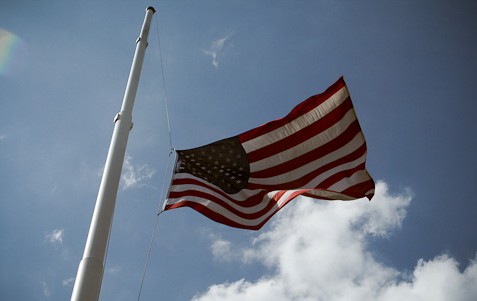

left=327, top=169, right=372, bottom=192
left=242, top=86, right=350, bottom=153
left=248, top=133, right=365, bottom=185
left=249, top=109, right=359, bottom=173
left=305, top=152, right=368, bottom=188
left=168, top=184, right=271, bottom=213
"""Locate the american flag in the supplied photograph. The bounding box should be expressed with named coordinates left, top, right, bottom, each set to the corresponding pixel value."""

left=163, top=77, right=375, bottom=230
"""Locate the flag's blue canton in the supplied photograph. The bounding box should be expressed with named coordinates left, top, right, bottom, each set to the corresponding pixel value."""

left=176, top=136, right=250, bottom=194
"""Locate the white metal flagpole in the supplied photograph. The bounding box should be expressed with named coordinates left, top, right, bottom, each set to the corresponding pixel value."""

left=71, top=6, right=156, bottom=301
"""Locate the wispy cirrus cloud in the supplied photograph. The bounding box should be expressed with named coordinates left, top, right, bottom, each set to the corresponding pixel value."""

left=45, top=227, right=73, bottom=262
left=106, top=265, right=122, bottom=275
left=40, top=280, right=51, bottom=298
left=202, top=33, right=233, bottom=69
left=120, top=154, right=156, bottom=190
left=62, top=277, right=75, bottom=287
left=46, top=229, right=64, bottom=247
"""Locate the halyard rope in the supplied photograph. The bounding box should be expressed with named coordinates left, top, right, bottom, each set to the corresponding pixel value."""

left=137, top=13, right=175, bottom=301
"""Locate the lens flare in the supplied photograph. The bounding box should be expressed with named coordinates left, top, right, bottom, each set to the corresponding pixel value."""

left=0, top=29, right=28, bottom=77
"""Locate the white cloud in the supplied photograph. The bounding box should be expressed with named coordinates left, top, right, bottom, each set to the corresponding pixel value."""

left=210, top=237, right=240, bottom=263
left=120, top=154, right=156, bottom=190
left=193, top=181, right=477, bottom=301
left=41, top=280, right=51, bottom=298
left=209, top=234, right=253, bottom=264
left=106, top=265, right=122, bottom=275
left=45, top=228, right=71, bottom=260
left=46, top=229, right=64, bottom=246
left=62, top=277, right=75, bottom=287
left=380, top=254, right=477, bottom=301
left=51, top=183, right=58, bottom=195
left=202, top=34, right=233, bottom=68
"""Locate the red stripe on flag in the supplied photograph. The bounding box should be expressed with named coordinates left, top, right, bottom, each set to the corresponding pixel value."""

left=244, top=97, right=354, bottom=164
left=318, top=161, right=368, bottom=190
left=165, top=189, right=312, bottom=230
left=249, top=120, right=362, bottom=178
left=341, top=179, right=375, bottom=200
left=239, top=77, right=347, bottom=144
left=246, top=143, right=368, bottom=191
left=168, top=189, right=279, bottom=220
left=169, top=177, right=265, bottom=207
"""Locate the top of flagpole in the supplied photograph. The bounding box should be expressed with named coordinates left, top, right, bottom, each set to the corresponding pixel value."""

left=146, top=6, right=156, bottom=13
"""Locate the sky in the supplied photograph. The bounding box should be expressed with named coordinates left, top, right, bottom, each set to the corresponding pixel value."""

left=1, top=0, right=477, bottom=300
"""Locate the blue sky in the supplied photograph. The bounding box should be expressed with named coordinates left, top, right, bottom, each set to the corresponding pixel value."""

left=1, top=1, right=477, bottom=300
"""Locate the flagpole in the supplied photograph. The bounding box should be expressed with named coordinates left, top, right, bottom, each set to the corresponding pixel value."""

left=71, top=7, right=156, bottom=301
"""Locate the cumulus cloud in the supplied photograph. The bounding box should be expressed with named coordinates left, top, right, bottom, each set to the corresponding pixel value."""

left=120, top=154, right=156, bottom=190
left=210, top=238, right=233, bottom=261
left=193, top=182, right=477, bottom=301
left=202, top=34, right=233, bottom=68
left=209, top=234, right=246, bottom=263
